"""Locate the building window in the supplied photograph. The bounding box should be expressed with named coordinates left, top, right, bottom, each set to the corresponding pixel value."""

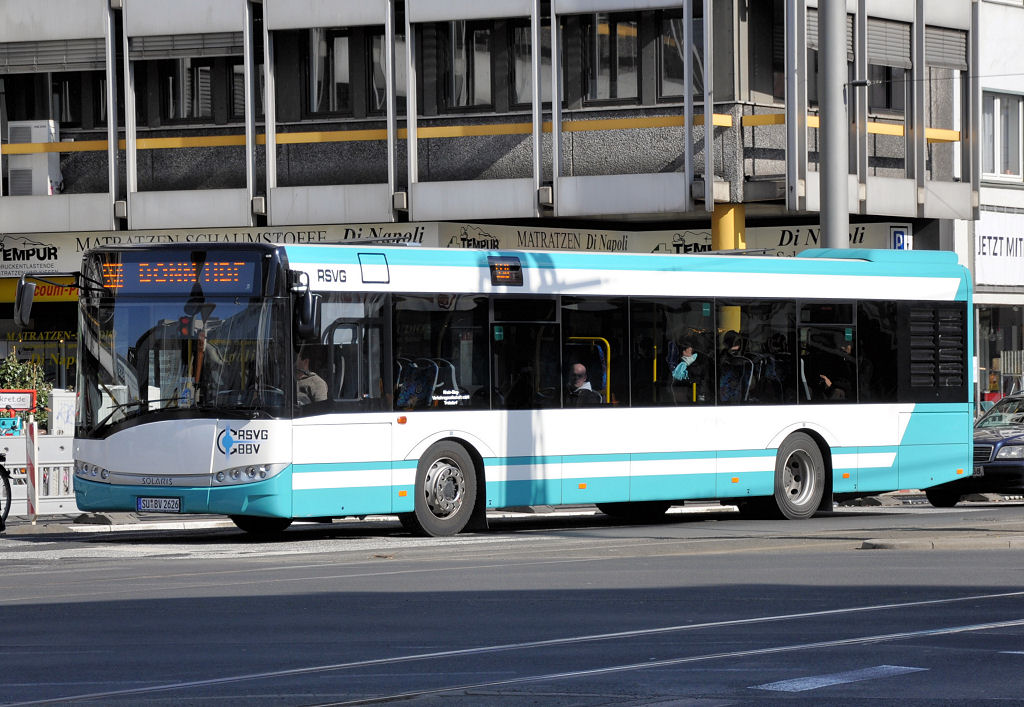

left=229, top=62, right=264, bottom=121
left=582, top=13, right=639, bottom=104
left=983, top=91, right=1022, bottom=180
left=659, top=9, right=704, bottom=100
left=511, top=21, right=551, bottom=107
left=160, top=58, right=215, bottom=121
left=369, top=30, right=407, bottom=115
left=439, top=20, right=493, bottom=111
left=308, top=29, right=352, bottom=115
left=867, top=65, right=907, bottom=115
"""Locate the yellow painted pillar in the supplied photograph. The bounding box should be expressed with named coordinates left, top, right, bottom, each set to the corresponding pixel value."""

left=712, top=204, right=746, bottom=337
left=712, top=203, right=746, bottom=250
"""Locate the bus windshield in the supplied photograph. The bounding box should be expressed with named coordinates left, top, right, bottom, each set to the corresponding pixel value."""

left=77, top=295, right=290, bottom=435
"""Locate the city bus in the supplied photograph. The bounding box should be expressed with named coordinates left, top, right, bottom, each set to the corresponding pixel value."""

left=34, top=243, right=971, bottom=535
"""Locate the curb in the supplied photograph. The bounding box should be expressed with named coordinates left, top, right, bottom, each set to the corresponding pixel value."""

left=861, top=536, right=1024, bottom=550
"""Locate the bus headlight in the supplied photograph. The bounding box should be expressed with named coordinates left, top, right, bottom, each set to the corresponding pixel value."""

left=212, top=463, right=286, bottom=486
left=996, top=445, right=1024, bottom=460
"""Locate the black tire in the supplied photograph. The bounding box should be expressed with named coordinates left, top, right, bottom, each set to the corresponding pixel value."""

left=230, top=515, right=293, bottom=536
left=773, top=432, right=826, bottom=520
left=925, top=488, right=961, bottom=508
left=405, top=441, right=477, bottom=537
left=397, top=512, right=419, bottom=533
left=597, top=501, right=671, bottom=521
left=0, top=470, right=10, bottom=526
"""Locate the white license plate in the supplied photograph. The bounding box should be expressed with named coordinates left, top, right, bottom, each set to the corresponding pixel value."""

left=137, top=497, right=181, bottom=513
left=973, top=466, right=985, bottom=478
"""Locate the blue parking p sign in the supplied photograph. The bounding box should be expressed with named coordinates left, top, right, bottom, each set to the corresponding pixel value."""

left=891, top=227, right=911, bottom=250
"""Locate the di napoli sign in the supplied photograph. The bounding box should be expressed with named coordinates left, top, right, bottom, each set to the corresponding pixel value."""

left=438, top=222, right=908, bottom=256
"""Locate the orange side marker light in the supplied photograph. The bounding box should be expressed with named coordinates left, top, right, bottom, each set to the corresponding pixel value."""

left=579, top=483, right=587, bottom=489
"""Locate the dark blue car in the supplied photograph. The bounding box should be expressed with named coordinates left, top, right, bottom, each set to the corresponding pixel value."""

left=926, top=394, right=1024, bottom=507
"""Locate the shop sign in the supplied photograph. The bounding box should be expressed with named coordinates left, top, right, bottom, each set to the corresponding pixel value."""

left=975, top=211, right=1024, bottom=287
left=0, top=225, right=436, bottom=277
left=439, top=222, right=909, bottom=257
left=0, top=389, right=36, bottom=411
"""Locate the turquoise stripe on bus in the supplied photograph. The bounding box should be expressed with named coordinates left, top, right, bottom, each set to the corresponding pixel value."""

left=562, top=475, right=629, bottom=504
left=293, top=486, right=392, bottom=517
left=283, top=245, right=970, bottom=288
left=293, top=461, right=393, bottom=473
left=484, top=449, right=770, bottom=468
left=629, top=473, right=716, bottom=501
left=486, top=478, right=561, bottom=508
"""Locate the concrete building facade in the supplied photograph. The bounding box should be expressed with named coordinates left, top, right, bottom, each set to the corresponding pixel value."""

left=0, top=0, right=981, bottom=392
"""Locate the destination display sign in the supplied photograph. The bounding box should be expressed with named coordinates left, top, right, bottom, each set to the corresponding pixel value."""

left=94, top=250, right=262, bottom=296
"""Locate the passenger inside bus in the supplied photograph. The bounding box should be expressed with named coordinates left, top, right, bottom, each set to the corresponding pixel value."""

left=801, top=331, right=855, bottom=401
left=718, top=330, right=752, bottom=403
left=565, top=362, right=602, bottom=406
left=670, top=339, right=708, bottom=403
left=295, top=346, right=328, bottom=405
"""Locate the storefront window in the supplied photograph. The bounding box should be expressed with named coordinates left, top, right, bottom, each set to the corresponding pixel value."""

left=978, top=305, right=1024, bottom=401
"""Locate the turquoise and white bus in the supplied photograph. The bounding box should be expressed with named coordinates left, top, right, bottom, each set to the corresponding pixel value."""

left=61, top=243, right=971, bottom=535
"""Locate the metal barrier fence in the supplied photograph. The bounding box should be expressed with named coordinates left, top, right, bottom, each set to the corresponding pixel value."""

left=1, top=433, right=78, bottom=516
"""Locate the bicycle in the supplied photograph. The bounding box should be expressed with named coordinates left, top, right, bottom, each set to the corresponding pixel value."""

left=0, top=452, right=9, bottom=532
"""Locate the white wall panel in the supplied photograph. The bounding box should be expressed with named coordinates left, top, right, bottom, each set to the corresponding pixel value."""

left=410, top=179, right=536, bottom=220
left=129, top=189, right=251, bottom=229
left=269, top=184, right=395, bottom=225
left=0, top=0, right=107, bottom=42
left=553, top=0, right=683, bottom=14
left=0, top=194, right=113, bottom=233
left=408, top=0, right=531, bottom=22
left=555, top=173, right=688, bottom=217
left=124, top=0, right=246, bottom=38
left=264, top=0, right=387, bottom=30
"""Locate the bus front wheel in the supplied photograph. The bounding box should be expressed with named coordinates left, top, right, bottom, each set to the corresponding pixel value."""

left=405, top=441, right=477, bottom=537
left=773, top=433, right=825, bottom=520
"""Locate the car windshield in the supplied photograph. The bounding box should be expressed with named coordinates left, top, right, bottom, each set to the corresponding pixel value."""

left=77, top=295, right=291, bottom=435
left=976, top=398, right=1024, bottom=429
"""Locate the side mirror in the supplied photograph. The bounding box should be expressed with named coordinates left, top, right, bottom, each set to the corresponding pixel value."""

left=295, top=291, right=322, bottom=342
left=13, top=277, right=36, bottom=330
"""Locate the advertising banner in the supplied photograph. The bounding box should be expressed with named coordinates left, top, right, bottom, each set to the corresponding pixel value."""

left=0, top=220, right=911, bottom=281
left=975, top=210, right=1024, bottom=286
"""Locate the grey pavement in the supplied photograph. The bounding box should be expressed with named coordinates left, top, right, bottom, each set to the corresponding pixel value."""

left=3, top=492, right=1024, bottom=550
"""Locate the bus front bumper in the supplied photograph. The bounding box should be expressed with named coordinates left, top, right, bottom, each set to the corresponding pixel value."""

left=73, top=469, right=294, bottom=518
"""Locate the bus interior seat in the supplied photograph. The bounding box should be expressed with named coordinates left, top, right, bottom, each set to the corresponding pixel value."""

left=396, top=359, right=438, bottom=409
left=432, top=358, right=459, bottom=394
left=799, top=357, right=812, bottom=400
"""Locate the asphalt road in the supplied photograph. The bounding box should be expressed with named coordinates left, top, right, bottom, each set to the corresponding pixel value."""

left=2, top=501, right=1024, bottom=706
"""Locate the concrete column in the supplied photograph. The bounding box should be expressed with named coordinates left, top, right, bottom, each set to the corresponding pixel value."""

left=819, top=0, right=849, bottom=248
left=712, top=203, right=746, bottom=250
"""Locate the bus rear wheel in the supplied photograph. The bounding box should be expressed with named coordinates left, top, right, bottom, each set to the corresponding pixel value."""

left=773, top=433, right=825, bottom=520
left=925, top=488, right=961, bottom=508
left=230, top=516, right=293, bottom=536
left=405, top=441, right=477, bottom=537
